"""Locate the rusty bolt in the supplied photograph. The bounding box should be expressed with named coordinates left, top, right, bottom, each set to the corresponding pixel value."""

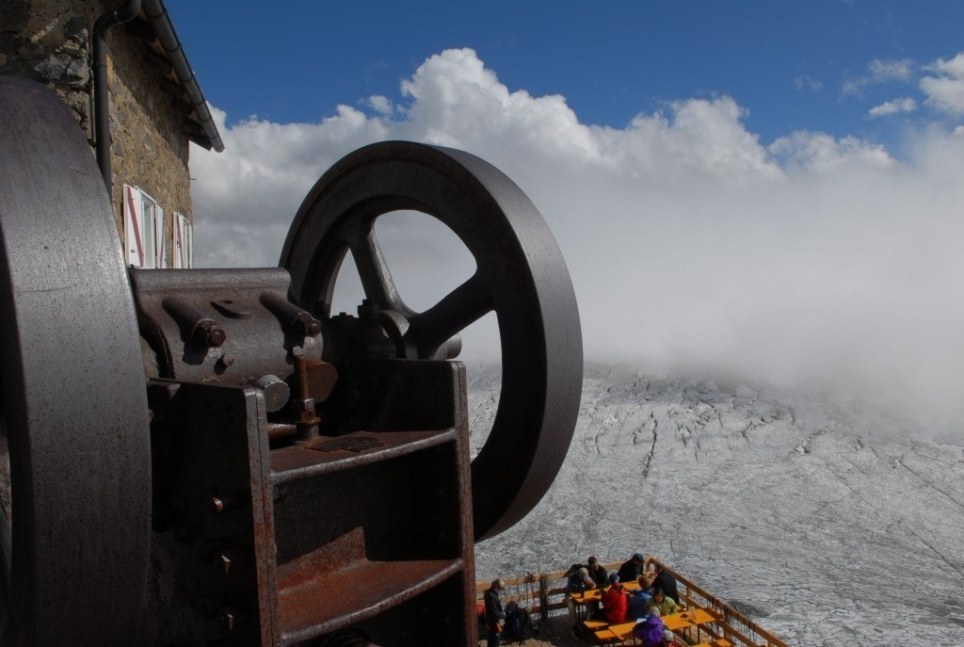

left=195, top=320, right=226, bottom=348
left=293, top=312, right=322, bottom=337
left=292, top=399, right=314, bottom=413
left=217, top=551, right=232, bottom=574
left=212, top=497, right=225, bottom=513
left=293, top=354, right=311, bottom=400
left=219, top=611, right=236, bottom=632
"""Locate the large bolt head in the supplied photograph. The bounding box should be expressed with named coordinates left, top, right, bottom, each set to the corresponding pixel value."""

left=255, top=374, right=290, bottom=412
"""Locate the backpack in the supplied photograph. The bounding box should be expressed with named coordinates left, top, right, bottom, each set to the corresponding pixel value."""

left=502, top=600, right=534, bottom=641
left=633, top=614, right=666, bottom=647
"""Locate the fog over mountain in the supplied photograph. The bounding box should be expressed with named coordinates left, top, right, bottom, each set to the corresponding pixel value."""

left=470, top=363, right=964, bottom=647
left=184, top=47, right=964, bottom=644
left=191, top=48, right=964, bottom=423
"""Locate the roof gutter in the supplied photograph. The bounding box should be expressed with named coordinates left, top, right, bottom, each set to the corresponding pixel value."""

left=141, top=0, right=224, bottom=153
left=92, top=0, right=143, bottom=192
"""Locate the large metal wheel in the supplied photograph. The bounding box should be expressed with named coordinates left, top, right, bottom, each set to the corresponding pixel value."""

left=281, top=141, right=583, bottom=540
left=0, top=78, right=151, bottom=645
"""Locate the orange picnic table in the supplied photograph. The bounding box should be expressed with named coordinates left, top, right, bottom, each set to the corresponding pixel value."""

left=660, top=607, right=719, bottom=631
left=570, top=580, right=642, bottom=604
left=589, top=608, right=725, bottom=644
left=592, top=620, right=637, bottom=642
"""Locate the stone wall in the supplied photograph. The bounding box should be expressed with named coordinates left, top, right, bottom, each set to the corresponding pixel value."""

left=0, top=0, right=193, bottom=265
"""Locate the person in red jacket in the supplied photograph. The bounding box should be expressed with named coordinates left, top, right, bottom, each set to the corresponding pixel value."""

left=599, top=573, right=628, bottom=624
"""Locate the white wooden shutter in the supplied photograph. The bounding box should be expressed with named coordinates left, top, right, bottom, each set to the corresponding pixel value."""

left=155, top=207, right=166, bottom=268
left=123, top=185, right=166, bottom=269
left=173, top=212, right=193, bottom=269
left=123, top=184, right=145, bottom=267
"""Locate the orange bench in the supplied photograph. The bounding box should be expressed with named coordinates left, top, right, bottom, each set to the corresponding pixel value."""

left=593, top=621, right=637, bottom=644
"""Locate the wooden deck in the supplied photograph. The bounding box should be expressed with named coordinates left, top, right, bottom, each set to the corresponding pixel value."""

left=479, top=613, right=593, bottom=647
left=476, top=558, right=789, bottom=647
left=476, top=612, right=733, bottom=647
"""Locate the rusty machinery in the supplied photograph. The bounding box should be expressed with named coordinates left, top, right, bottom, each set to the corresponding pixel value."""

left=0, top=78, right=582, bottom=646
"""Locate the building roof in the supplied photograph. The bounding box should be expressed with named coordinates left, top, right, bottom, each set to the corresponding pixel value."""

left=137, top=0, right=224, bottom=152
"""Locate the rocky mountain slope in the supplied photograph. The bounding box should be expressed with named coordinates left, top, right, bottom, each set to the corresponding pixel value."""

left=469, top=363, right=964, bottom=646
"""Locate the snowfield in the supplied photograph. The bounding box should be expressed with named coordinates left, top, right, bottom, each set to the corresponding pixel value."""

left=469, top=363, right=964, bottom=647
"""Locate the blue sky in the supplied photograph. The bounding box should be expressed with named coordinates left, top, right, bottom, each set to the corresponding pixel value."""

left=167, top=1, right=964, bottom=149
left=167, top=1, right=964, bottom=410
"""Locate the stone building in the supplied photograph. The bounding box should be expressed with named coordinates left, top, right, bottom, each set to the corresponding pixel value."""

left=0, top=0, right=222, bottom=268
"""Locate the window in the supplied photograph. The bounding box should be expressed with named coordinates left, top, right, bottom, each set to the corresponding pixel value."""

left=172, top=212, right=193, bottom=269
left=123, top=184, right=166, bottom=268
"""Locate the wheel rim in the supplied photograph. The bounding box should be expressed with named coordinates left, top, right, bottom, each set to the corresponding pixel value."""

left=281, top=141, right=582, bottom=540
left=0, top=78, right=151, bottom=644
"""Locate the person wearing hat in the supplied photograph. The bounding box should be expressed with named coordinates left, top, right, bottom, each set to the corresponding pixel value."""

left=597, top=573, right=628, bottom=624
left=617, top=552, right=646, bottom=584
left=565, top=566, right=596, bottom=594
left=484, top=578, right=506, bottom=647
left=634, top=613, right=681, bottom=647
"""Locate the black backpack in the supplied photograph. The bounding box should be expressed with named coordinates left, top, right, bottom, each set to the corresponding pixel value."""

left=502, top=600, right=534, bottom=641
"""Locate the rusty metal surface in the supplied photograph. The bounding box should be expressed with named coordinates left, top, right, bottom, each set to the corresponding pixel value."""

left=280, top=141, right=583, bottom=540
left=142, top=381, right=277, bottom=645
left=130, top=267, right=324, bottom=395
left=270, top=361, right=476, bottom=645
left=0, top=77, right=151, bottom=645
left=0, top=87, right=574, bottom=644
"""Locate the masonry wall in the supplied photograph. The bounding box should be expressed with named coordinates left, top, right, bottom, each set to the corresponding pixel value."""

left=0, top=0, right=193, bottom=263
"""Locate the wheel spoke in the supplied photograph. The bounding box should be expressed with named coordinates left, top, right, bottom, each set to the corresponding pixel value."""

left=405, top=273, right=492, bottom=358
left=347, top=227, right=408, bottom=313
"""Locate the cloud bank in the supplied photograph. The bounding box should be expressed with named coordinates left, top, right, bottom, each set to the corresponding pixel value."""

left=190, top=48, right=964, bottom=417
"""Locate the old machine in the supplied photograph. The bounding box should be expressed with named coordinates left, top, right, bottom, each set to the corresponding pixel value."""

left=0, top=78, right=582, bottom=645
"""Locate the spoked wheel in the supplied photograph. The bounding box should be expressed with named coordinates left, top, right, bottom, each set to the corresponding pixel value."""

left=281, top=141, right=583, bottom=540
left=0, top=78, right=152, bottom=645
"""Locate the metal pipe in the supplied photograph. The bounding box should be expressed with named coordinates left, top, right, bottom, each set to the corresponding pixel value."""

left=92, top=0, right=143, bottom=192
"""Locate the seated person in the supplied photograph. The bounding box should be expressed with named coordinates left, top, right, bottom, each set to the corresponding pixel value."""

left=586, top=555, right=608, bottom=588
left=649, top=587, right=678, bottom=617
left=616, top=552, right=645, bottom=584
left=564, top=566, right=596, bottom=627
left=650, top=563, right=680, bottom=604
left=634, top=615, right=680, bottom=647
left=625, top=577, right=653, bottom=619
left=593, top=573, right=628, bottom=624
left=565, top=566, right=596, bottom=594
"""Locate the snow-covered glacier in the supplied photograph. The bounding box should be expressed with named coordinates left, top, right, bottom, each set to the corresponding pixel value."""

left=470, top=363, right=964, bottom=647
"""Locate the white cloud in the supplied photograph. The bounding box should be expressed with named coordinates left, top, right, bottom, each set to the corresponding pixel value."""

left=189, top=48, right=964, bottom=413
left=843, top=58, right=915, bottom=96
left=868, top=58, right=915, bottom=82
left=794, top=75, right=822, bottom=92
left=920, top=53, right=964, bottom=115
left=868, top=97, right=917, bottom=118
left=365, top=95, right=394, bottom=115
left=768, top=131, right=894, bottom=171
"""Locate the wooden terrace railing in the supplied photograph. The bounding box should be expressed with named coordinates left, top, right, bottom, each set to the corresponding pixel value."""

left=475, top=556, right=789, bottom=647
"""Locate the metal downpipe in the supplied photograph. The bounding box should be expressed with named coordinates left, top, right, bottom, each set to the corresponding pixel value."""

left=92, top=0, right=142, bottom=193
